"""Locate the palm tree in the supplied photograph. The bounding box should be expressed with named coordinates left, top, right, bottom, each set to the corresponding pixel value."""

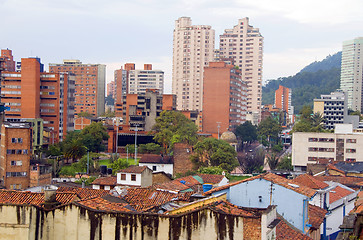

left=63, top=139, right=86, bottom=163
left=266, top=153, right=279, bottom=170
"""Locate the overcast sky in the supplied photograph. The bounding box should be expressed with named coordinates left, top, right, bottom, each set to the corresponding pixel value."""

left=1, top=0, right=362, bottom=93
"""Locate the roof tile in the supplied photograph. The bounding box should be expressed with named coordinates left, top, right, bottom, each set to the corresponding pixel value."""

left=91, top=176, right=117, bottom=186
left=276, top=215, right=312, bottom=240
left=329, top=186, right=354, bottom=204
left=118, top=165, right=149, bottom=174
left=308, top=204, right=327, bottom=229
left=293, top=174, right=329, bottom=190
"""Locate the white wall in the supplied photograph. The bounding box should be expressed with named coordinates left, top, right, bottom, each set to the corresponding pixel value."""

left=139, top=163, right=173, bottom=175
left=117, top=172, right=141, bottom=186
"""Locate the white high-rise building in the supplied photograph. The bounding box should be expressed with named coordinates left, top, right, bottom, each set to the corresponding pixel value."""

left=128, top=67, right=164, bottom=94
left=219, top=17, right=263, bottom=125
left=340, top=37, right=363, bottom=112
left=172, top=17, right=215, bottom=111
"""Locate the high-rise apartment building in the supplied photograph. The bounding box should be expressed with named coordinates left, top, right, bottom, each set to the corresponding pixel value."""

left=107, top=81, right=115, bottom=98
left=49, top=60, right=106, bottom=116
left=219, top=17, right=263, bottom=124
left=114, top=63, right=164, bottom=118
left=202, top=62, right=247, bottom=134
left=1, top=58, right=75, bottom=141
left=1, top=49, right=15, bottom=72
left=340, top=37, right=363, bottom=112
left=274, top=85, right=294, bottom=125
left=172, top=17, right=215, bottom=111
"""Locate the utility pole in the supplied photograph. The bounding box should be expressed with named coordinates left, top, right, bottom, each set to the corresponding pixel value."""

left=217, top=122, right=221, bottom=139
left=86, top=148, right=90, bottom=175
left=134, top=125, right=138, bottom=165
left=114, top=117, right=120, bottom=154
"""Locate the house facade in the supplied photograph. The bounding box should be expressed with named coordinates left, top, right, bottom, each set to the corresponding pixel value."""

left=116, top=165, right=152, bottom=187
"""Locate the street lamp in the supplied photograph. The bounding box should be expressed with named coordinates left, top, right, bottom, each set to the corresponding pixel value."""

left=85, top=147, right=90, bottom=175
left=217, top=122, right=221, bottom=139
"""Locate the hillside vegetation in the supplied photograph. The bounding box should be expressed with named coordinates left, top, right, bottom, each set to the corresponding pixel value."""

left=262, top=52, right=342, bottom=113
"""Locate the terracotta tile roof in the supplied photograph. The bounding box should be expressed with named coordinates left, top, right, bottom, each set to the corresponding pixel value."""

left=0, top=190, right=45, bottom=206
left=308, top=204, right=327, bottom=229
left=276, top=215, right=312, bottom=240
left=0, top=190, right=78, bottom=207
left=154, top=180, right=192, bottom=193
left=206, top=173, right=317, bottom=198
left=121, top=188, right=183, bottom=211
left=174, top=175, right=202, bottom=187
left=197, top=174, right=225, bottom=184
left=118, top=165, right=149, bottom=174
left=91, top=176, right=117, bottom=186
left=327, top=164, right=345, bottom=174
left=211, top=201, right=259, bottom=217
left=329, top=186, right=354, bottom=204
left=205, top=174, right=261, bottom=195
left=139, top=154, right=173, bottom=164
left=315, top=175, right=363, bottom=190
left=293, top=174, right=329, bottom=190
left=76, top=195, right=135, bottom=213
left=56, top=186, right=109, bottom=199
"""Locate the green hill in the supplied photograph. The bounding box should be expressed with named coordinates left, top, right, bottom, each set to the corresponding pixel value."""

left=262, top=52, right=341, bottom=113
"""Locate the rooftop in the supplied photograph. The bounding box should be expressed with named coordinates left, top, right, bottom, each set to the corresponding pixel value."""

left=276, top=215, right=312, bottom=240
left=329, top=186, right=354, bottom=204
left=292, top=174, right=329, bottom=190
left=205, top=173, right=316, bottom=198
left=139, top=154, right=173, bottom=164
left=308, top=204, right=327, bottom=230
left=118, top=165, right=149, bottom=174
left=56, top=186, right=109, bottom=199
left=92, top=176, right=117, bottom=186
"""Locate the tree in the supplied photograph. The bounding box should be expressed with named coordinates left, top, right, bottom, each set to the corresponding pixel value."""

left=80, top=122, right=109, bottom=152
left=239, top=148, right=265, bottom=174
left=197, top=166, right=228, bottom=176
left=349, top=110, right=363, bottom=121
left=153, top=111, right=198, bottom=154
left=63, top=139, right=86, bottom=163
left=292, top=105, right=327, bottom=133
left=109, top=158, right=130, bottom=174
left=234, top=121, right=257, bottom=147
left=258, top=117, right=282, bottom=147
left=190, top=138, right=238, bottom=172
left=277, top=154, right=293, bottom=171
left=77, top=111, right=93, bottom=118
left=266, top=153, right=279, bottom=170
left=138, top=143, right=162, bottom=154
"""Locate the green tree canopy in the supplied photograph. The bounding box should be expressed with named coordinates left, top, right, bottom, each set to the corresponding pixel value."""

left=234, top=121, right=257, bottom=146
left=152, top=111, right=198, bottom=154
left=191, top=138, right=238, bottom=172
left=77, top=111, right=93, bottom=118
left=80, top=122, right=109, bottom=152
left=138, top=143, right=162, bottom=154
left=109, top=158, right=130, bottom=174
left=258, top=117, right=282, bottom=146
left=292, top=105, right=327, bottom=133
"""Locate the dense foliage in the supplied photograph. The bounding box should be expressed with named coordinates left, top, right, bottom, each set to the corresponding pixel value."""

left=257, top=117, right=282, bottom=147
left=152, top=111, right=198, bottom=154
left=234, top=121, right=257, bottom=147
left=292, top=106, right=328, bottom=133
left=262, top=52, right=342, bottom=113
left=190, top=138, right=238, bottom=172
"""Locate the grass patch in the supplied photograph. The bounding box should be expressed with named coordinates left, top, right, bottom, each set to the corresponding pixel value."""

left=228, top=175, right=251, bottom=182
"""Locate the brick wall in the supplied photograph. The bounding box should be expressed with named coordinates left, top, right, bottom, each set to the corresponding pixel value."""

left=152, top=173, right=171, bottom=185
left=173, top=143, right=194, bottom=176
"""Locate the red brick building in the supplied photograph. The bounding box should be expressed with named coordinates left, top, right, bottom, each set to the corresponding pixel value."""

left=49, top=60, right=106, bottom=117
left=1, top=49, right=15, bottom=72
left=0, top=122, right=32, bottom=189
left=1, top=58, right=75, bottom=141
left=202, top=62, right=247, bottom=135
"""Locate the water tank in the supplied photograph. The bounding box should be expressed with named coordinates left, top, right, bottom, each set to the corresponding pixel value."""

left=203, top=184, right=213, bottom=193
left=100, top=165, right=107, bottom=175
left=180, top=180, right=186, bottom=184
left=107, top=168, right=113, bottom=175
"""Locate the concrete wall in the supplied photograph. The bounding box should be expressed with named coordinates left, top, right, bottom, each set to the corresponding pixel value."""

left=0, top=203, right=266, bottom=240
left=139, top=163, right=173, bottom=175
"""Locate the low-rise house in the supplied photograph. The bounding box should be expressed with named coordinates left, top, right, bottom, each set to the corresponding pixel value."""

left=138, top=154, right=173, bottom=175
left=205, top=173, right=321, bottom=235
left=152, top=171, right=172, bottom=184
left=92, top=176, right=117, bottom=190
left=0, top=187, right=280, bottom=239
left=155, top=173, right=229, bottom=193
left=116, top=165, right=153, bottom=187
left=327, top=162, right=363, bottom=177
left=293, top=174, right=358, bottom=238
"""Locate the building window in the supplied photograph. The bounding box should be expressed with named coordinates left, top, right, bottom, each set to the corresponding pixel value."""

left=131, top=174, right=136, bottom=181
left=346, top=139, right=357, bottom=143
left=121, top=174, right=126, bottom=180
left=152, top=166, right=157, bottom=171
left=346, top=158, right=356, bottom=162
left=308, top=138, right=318, bottom=142
left=346, top=148, right=356, bottom=153
left=10, top=161, right=22, bottom=166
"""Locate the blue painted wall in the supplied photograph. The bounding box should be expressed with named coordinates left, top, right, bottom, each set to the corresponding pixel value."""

left=212, top=178, right=309, bottom=232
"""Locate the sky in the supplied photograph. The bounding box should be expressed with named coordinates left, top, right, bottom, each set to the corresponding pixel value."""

left=1, top=0, right=362, bottom=93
